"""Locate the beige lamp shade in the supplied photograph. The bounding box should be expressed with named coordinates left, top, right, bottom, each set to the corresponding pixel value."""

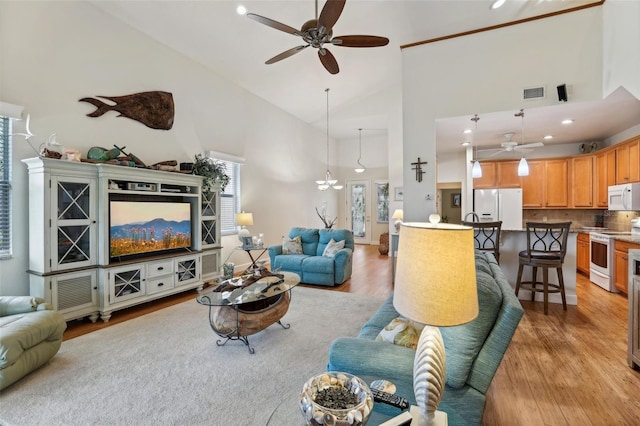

left=391, top=209, right=404, bottom=220
left=235, top=212, right=254, bottom=227
left=393, top=222, right=478, bottom=327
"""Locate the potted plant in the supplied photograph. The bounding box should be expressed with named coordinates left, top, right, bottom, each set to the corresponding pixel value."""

left=192, top=154, right=230, bottom=195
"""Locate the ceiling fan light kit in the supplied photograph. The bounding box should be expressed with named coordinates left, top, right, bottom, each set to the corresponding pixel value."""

left=247, top=0, right=389, bottom=74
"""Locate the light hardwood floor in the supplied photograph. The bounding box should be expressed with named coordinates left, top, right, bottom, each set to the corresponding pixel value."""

left=64, top=245, right=640, bottom=425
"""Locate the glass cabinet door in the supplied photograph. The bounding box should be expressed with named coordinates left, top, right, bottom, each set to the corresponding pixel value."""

left=110, top=266, right=145, bottom=303
left=176, top=257, right=199, bottom=286
left=52, top=177, right=96, bottom=270
left=201, top=190, right=219, bottom=247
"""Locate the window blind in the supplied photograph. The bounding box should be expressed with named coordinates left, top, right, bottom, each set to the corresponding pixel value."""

left=215, top=160, right=241, bottom=236
left=0, top=116, right=12, bottom=258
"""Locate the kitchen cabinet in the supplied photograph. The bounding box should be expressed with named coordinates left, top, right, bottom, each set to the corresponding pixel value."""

left=572, top=155, right=595, bottom=208
left=545, top=159, right=569, bottom=207
left=595, top=150, right=616, bottom=207
left=521, top=159, right=568, bottom=208
left=616, top=138, right=640, bottom=184
left=614, top=240, right=640, bottom=294
left=522, top=160, right=544, bottom=207
left=496, top=160, right=522, bottom=188
left=473, top=160, right=522, bottom=188
left=577, top=233, right=590, bottom=275
left=473, top=161, right=497, bottom=188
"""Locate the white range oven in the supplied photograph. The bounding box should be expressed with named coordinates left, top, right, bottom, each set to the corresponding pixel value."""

left=590, top=219, right=640, bottom=292
left=589, top=232, right=624, bottom=292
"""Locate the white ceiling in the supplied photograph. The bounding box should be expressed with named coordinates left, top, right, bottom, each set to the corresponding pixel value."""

left=90, top=0, right=640, bottom=152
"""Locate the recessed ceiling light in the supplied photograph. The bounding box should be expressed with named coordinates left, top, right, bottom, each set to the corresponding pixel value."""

left=490, top=0, right=506, bottom=10
left=463, top=129, right=472, bottom=134
left=461, top=141, right=471, bottom=147
left=544, top=135, right=553, bottom=140
left=236, top=5, right=247, bottom=15
left=562, top=119, right=574, bottom=125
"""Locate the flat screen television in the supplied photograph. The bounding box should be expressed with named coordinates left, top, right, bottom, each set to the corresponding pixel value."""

left=109, top=198, right=192, bottom=261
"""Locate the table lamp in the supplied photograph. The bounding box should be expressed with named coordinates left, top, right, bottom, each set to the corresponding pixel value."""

left=392, top=209, right=404, bottom=232
left=393, top=220, right=478, bottom=425
left=236, top=211, right=253, bottom=241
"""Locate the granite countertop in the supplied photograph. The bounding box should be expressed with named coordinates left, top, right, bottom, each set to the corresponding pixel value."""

left=611, top=235, right=640, bottom=245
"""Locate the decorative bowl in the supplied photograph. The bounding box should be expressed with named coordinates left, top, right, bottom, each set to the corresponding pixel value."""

left=299, top=372, right=373, bottom=426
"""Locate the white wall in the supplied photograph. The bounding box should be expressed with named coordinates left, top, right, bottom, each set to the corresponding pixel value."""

left=0, top=1, right=342, bottom=295
left=603, top=0, right=640, bottom=100
left=402, top=7, right=604, bottom=221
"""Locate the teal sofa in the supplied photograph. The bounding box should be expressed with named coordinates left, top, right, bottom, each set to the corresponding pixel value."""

left=268, top=227, right=354, bottom=286
left=327, top=251, right=523, bottom=425
left=0, top=296, right=67, bottom=390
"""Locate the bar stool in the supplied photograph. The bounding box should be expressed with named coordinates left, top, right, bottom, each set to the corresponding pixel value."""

left=515, top=221, right=572, bottom=315
left=462, top=220, right=502, bottom=263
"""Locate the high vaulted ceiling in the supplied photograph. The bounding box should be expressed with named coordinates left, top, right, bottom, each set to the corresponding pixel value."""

left=90, top=0, right=639, bottom=153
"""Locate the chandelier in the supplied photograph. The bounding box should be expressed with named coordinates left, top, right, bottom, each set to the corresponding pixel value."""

left=316, top=88, right=343, bottom=190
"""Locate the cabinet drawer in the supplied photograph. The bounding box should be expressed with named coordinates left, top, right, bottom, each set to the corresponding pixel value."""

left=147, top=260, right=175, bottom=278
left=147, top=276, right=175, bottom=295
left=615, top=240, right=640, bottom=253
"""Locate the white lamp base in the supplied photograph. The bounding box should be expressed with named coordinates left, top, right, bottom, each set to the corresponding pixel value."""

left=413, top=325, right=446, bottom=425
left=410, top=406, right=448, bottom=426
left=379, top=407, right=447, bottom=426
left=238, top=227, right=251, bottom=241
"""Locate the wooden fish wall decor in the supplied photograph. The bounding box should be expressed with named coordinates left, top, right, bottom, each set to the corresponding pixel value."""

left=79, top=91, right=174, bottom=130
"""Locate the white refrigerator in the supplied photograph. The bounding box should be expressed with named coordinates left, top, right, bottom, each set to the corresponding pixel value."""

left=473, top=188, right=523, bottom=230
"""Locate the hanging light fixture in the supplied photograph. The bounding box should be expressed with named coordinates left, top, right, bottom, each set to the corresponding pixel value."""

left=316, top=88, right=343, bottom=190
left=354, top=128, right=366, bottom=173
left=471, top=114, right=482, bottom=178
left=515, top=108, right=529, bottom=177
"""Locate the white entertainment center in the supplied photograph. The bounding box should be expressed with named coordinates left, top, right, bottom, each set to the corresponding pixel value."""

left=23, top=157, right=222, bottom=323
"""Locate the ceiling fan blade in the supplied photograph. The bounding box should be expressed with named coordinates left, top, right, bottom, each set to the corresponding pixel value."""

left=246, top=13, right=302, bottom=36
left=517, top=142, right=544, bottom=149
left=265, top=45, right=309, bottom=64
left=318, top=0, right=346, bottom=33
left=331, top=35, right=390, bottom=47
left=318, top=48, right=339, bottom=74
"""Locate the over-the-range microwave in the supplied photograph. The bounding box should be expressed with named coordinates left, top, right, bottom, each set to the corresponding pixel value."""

left=608, top=183, right=640, bottom=211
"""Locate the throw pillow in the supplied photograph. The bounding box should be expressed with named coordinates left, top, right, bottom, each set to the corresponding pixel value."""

left=322, top=238, right=345, bottom=258
left=282, top=236, right=303, bottom=254
left=375, top=317, right=425, bottom=349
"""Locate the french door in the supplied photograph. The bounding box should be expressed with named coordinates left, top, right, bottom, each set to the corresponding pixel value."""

left=346, top=180, right=371, bottom=245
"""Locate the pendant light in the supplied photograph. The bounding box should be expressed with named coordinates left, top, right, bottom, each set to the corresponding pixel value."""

left=471, top=114, right=482, bottom=178
left=316, top=88, right=343, bottom=190
left=515, top=108, right=529, bottom=177
left=354, top=128, right=366, bottom=173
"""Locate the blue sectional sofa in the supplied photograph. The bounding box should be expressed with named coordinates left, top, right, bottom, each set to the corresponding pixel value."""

left=268, top=227, right=354, bottom=286
left=327, top=251, right=524, bottom=425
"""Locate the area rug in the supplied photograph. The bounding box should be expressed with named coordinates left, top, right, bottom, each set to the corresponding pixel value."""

left=0, top=287, right=384, bottom=426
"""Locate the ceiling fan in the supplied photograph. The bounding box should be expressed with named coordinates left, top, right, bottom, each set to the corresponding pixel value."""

left=246, top=0, right=389, bottom=74
left=480, top=132, right=544, bottom=156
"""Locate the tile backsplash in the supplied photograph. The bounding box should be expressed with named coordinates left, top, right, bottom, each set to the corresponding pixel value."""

left=523, top=209, right=640, bottom=231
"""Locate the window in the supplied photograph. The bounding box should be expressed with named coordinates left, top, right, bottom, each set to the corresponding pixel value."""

left=216, top=160, right=241, bottom=236
left=0, top=116, right=12, bottom=258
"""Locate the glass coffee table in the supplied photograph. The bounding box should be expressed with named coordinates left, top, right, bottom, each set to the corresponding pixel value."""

left=197, top=271, right=300, bottom=354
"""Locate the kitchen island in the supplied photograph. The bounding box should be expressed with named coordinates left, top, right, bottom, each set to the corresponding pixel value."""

left=498, top=229, right=578, bottom=306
